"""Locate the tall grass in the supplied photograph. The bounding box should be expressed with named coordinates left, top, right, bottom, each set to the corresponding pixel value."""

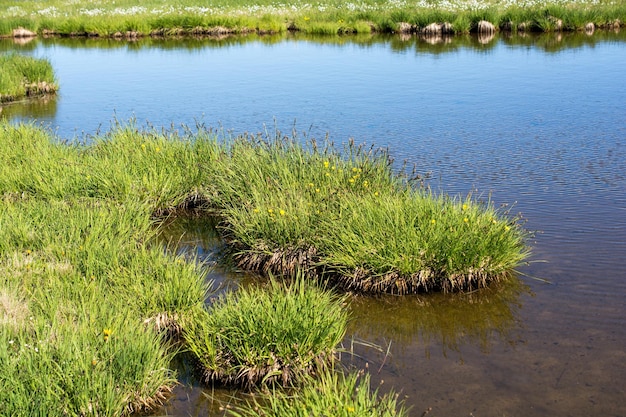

left=0, top=120, right=219, bottom=413
left=0, top=0, right=623, bottom=36
left=185, top=276, right=348, bottom=388
left=0, top=198, right=210, bottom=415
left=209, top=134, right=529, bottom=293
left=0, top=53, right=57, bottom=103
left=0, top=121, right=220, bottom=210
left=0, top=120, right=530, bottom=294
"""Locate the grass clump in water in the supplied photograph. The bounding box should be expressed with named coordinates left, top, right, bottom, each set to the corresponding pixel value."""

left=230, top=369, right=409, bottom=417
left=211, top=134, right=530, bottom=293
left=0, top=53, right=57, bottom=103
left=185, top=275, right=348, bottom=389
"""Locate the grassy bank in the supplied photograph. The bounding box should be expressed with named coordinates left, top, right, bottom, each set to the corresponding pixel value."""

left=0, top=0, right=623, bottom=37
left=0, top=197, right=207, bottom=415
left=0, top=53, right=57, bottom=103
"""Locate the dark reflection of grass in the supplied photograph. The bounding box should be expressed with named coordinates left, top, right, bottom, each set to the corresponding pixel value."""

left=7, top=30, right=623, bottom=58
left=346, top=277, right=531, bottom=356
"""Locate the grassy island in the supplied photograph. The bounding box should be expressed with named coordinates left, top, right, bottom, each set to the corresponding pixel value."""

left=0, top=119, right=526, bottom=414
left=0, top=0, right=624, bottom=38
left=0, top=53, right=57, bottom=104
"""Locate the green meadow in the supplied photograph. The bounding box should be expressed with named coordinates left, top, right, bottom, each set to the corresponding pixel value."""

left=1, top=0, right=624, bottom=37
left=0, top=119, right=529, bottom=414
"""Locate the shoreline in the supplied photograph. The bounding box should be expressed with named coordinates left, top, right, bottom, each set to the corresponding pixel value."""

left=2, top=3, right=624, bottom=39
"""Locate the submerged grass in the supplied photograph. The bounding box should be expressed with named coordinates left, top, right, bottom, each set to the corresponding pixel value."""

left=0, top=53, right=57, bottom=103
left=0, top=0, right=623, bottom=37
left=229, top=369, right=409, bottom=417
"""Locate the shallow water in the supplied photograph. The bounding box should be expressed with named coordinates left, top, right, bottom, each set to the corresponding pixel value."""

left=3, top=31, right=626, bottom=417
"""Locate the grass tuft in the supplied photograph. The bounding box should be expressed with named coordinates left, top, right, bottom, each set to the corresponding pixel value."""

left=0, top=53, right=57, bottom=103
left=185, top=275, right=348, bottom=388
left=229, top=369, right=409, bottom=417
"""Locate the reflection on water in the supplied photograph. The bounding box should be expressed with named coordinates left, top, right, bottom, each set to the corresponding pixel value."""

left=0, top=95, right=58, bottom=121
left=348, top=279, right=530, bottom=357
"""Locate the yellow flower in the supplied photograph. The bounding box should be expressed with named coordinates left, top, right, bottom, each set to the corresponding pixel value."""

left=347, top=406, right=355, bottom=413
left=462, top=203, right=469, bottom=211
left=431, top=219, right=436, bottom=224
left=463, top=217, right=469, bottom=223
left=315, top=188, right=320, bottom=193
left=348, top=178, right=355, bottom=183
left=363, top=180, right=369, bottom=188
left=374, top=191, right=379, bottom=197
left=505, top=225, right=511, bottom=231
left=324, top=161, right=329, bottom=168
left=279, top=209, right=286, bottom=216
left=155, top=146, right=161, bottom=153
left=103, top=328, right=112, bottom=341
left=268, top=209, right=274, bottom=214
left=304, top=16, right=310, bottom=21
left=308, top=183, right=314, bottom=187
left=253, top=208, right=260, bottom=213
left=91, top=359, right=98, bottom=366
left=141, top=143, right=146, bottom=150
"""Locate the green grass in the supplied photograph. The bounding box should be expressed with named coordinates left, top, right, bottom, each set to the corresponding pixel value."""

left=211, top=134, right=530, bottom=293
left=0, top=53, right=57, bottom=103
left=185, top=276, right=349, bottom=388
left=0, top=121, right=530, bottom=294
left=0, top=121, right=217, bottom=414
left=229, top=369, right=409, bottom=417
left=0, top=197, right=210, bottom=415
left=0, top=116, right=528, bottom=413
left=0, top=0, right=623, bottom=37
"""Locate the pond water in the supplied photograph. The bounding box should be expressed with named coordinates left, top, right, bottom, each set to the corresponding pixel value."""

left=2, top=31, right=626, bottom=417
